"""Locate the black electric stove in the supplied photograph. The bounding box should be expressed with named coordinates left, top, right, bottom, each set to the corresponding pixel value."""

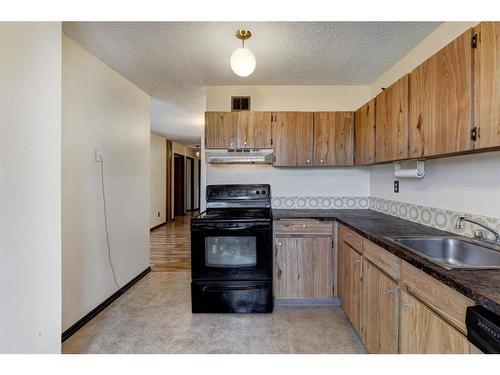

left=190, top=184, right=273, bottom=313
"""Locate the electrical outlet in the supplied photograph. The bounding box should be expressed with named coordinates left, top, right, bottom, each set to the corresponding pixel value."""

left=95, top=149, right=103, bottom=162
left=394, top=181, right=400, bottom=193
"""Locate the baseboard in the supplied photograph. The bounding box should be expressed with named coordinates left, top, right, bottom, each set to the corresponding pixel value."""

left=150, top=222, right=167, bottom=231
left=61, top=267, right=151, bottom=343
left=275, top=297, right=340, bottom=307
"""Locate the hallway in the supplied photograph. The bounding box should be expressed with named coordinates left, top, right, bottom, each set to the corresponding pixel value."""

left=150, top=211, right=198, bottom=272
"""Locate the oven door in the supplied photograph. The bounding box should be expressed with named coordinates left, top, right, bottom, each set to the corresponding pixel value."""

left=191, top=221, right=272, bottom=281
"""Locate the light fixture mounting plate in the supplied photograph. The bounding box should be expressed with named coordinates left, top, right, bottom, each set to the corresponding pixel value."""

left=235, top=29, right=252, bottom=41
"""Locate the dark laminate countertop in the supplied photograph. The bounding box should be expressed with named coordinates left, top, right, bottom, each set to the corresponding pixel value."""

left=272, top=209, right=500, bottom=315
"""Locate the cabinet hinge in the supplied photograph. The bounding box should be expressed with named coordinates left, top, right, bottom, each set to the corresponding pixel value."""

left=271, top=138, right=273, bottom=145
left=204, top=137, right=207, bottom=146
left=471, top=126, right=478, bottom=141
left=273, top=155, right=276, bottom=163
left=471, top=33, right=478, bottom=49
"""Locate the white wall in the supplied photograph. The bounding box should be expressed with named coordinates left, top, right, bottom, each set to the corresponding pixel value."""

left=203, top=85, right=373, bottom=210
left=62, top=35, right=151, bottom=331
left=370, top=152, right=500, bottom=218
left=369, top=21, right=500, bottom=219
left=150, top=133, right=166, bottom=228
left=0, top=22, right=62, bottom=353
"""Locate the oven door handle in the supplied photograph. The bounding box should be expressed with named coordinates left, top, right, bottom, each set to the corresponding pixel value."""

left=193, top=225, right=265, bottom=231
left=202, top=285, right=264, bottom=292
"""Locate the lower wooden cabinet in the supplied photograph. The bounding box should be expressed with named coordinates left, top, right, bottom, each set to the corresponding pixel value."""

left=274, top=236, right=333, bottom=299
left=361, top=259, right=399, bottom=353
left=399, top=290, right=470, bottom=354
left=338, top=242, right=362, bottom=333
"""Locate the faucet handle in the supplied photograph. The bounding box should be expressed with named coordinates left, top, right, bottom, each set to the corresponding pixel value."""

left=473, top=230, right=486, bottom=240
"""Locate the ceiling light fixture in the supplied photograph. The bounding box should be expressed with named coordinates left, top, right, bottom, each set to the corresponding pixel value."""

left=230, top=29, right=256, bottom=77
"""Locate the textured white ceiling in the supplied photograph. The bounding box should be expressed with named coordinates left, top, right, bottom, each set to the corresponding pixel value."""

left=63, top=22, right=440, bottom=145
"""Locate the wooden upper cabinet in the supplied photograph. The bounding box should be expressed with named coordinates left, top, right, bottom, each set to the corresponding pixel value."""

left=399, top=290, right=469, bottom=354
left=272, top=112, right=314, bottom=166
left=354, top=99, right=376, bottom=165
left=375, top=75, right=409, bottom=163
left=238, top=111, right=272, bottom=148
left=409, top=30, right=473, bottom=158
left=313, top=112, right=354, bottom=166
left=474, top=22, right=500, bottom=149
left=205, top=111, right=238, bottom=149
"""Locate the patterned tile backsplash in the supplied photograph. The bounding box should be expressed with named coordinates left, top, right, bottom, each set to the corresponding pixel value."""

left=271, top=196, right=370, bottom=210
left=271, top=195, right=500, bottom=240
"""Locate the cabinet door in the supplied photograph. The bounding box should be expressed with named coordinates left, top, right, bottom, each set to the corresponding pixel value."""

left=474, top=22, right=500, bottom=149
left=361, top=260, right=399, bottom=354
left=238, top=111, right=272, bottom=148
left=297, top=237, right=334, bottom=298
left=274, top=237, right=333, bottom=299
left=205, top=112, right=238, bottom=149
left=313, top=112, right=354, bottom=166
left=274, top=238, right=299, bottom=299
left=409, top=30, right=473, bottom=158
left=399, top=290, right=469, bottom=354
left=338, top=242, right=362, bottom=333
left=375, top=75, right=409, bottom=162
left=354, top=99, right=376, bottom=165
left=272, top=112, right=314, bottom=166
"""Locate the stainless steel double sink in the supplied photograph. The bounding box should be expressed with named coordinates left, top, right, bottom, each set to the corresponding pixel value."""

left=384, top=236, right=500, bottom=270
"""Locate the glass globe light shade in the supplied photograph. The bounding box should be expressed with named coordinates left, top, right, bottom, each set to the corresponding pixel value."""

left=230, top=47, right=256, bottom=77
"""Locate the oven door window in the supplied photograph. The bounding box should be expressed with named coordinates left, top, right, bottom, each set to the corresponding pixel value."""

left=205, top=236, right=257, bottom=268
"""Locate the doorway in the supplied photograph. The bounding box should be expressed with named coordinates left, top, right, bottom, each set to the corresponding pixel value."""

left=174, top=153, right=185, bottom=217
left=186, top=156, right=195, bottom=211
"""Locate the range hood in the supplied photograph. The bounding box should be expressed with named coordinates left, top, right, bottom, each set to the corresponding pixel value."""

left=205, top=149, right=273, bottom=164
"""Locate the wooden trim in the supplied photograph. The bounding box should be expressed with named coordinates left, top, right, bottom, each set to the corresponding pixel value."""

left=150, top=222, right=166, bottom=232
left=61, top=267, right=151, bottom=342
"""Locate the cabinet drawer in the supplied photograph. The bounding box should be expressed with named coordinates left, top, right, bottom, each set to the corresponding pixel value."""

left=363, top=239, right=400, bottom=280
left=339, top=225, right=363, bottom=251
left=274, top=219, right=332, bottom=235
left=401, top=261, right=474, bottom=334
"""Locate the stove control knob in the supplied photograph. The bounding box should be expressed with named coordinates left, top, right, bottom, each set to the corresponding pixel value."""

left=256, top=191, right=260, bottom=195
left=261, top=190, right=266, bottom=195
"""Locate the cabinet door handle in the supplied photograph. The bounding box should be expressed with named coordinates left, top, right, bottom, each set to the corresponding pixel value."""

left=306, top=159, right=311, bottom=164
left=401, top=302, right=411, bottom=308
left=320, top=159, right=324, bottom=164
left=278, top=242, right=282, bottom=246
left=354, top=259, right=361, bottom=264
left=386, top=288, right=395, bottom=294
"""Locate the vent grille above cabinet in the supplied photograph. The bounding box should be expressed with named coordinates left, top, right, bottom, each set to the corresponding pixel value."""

left=231, top=96, right=251, bottom=111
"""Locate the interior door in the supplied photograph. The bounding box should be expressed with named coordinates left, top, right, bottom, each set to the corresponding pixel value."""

left=205, top=111, right=238, bottom=149
left=361, top=260, right=399, bottom=354
left=409, top=29, right=473, bottom=158
left=399, top=290, right=469, bottom=354
left=313, top=112, right=354, bottom=166
left=272, top=112, right=314, bottom=166
left=354, top=99, right=376, bottom=165
left=173, top=153, right=185, bottom=217
left=238, top=111, right=272, bottom=148
left=474, top=22, right=500, bottom=149
left=375, top=75, right=409, bottom=162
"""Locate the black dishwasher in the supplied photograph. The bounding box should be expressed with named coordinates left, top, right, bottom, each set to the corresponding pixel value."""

left=466, top=306, right=500, bottom=354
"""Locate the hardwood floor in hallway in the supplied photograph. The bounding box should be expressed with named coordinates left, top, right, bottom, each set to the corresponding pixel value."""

left=150, top=211, right=198, bottom=272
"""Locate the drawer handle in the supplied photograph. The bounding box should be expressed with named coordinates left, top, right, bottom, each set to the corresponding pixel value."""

left=346, top=233, right=352, bottom=237
left=302, top=224, right=307, bottom=228
left=386, top=288, right=395, bottom=295
left=278, top=242, right=282, bottom=246
left=354, top=259, right=361, bottom=264
left=401, top=302, right=411, bottom=308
